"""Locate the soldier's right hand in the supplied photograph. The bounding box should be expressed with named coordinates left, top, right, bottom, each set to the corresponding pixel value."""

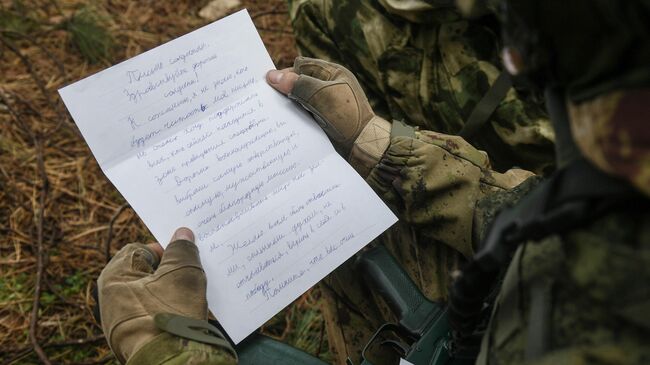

left=267, top=57, right=392, bottom=175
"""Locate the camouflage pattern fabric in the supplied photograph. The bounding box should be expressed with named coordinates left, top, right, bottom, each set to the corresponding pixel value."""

left=476, top=199, right=650, bottom=365
left=471, top=89, right=650, bottom=365
left=127, top=332, right=236, bottom=365
left=288, top=0, right=555, bottom=174
left=321, top=130, right=534, bottom=364
left=287, top=0, right=550, bottom=362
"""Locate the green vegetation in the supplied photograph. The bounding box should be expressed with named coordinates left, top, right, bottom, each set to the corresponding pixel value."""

left=65, top=6, right=113, bottom=63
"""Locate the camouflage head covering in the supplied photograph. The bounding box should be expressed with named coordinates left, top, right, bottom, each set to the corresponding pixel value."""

left=459, top=0, right=650, bottom=196
left=500, top=0, right=650, bottom=196
left=495, top=0, right=650, bottom=101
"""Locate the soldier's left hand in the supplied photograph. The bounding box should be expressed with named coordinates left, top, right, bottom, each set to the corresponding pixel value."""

left=97, top=228, right=208, bottom=364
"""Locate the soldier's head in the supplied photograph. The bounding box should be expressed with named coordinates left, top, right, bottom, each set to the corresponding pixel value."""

left=461, top=0, right=650, bottom=195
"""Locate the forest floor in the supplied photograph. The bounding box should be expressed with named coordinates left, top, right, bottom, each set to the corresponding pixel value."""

left=0, top=0, right=334, bottom=363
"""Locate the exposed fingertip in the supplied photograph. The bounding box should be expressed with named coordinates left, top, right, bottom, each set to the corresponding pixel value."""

left=267, top=70, right=284, bottom=84
left=171, top=227, right=195, bottom=243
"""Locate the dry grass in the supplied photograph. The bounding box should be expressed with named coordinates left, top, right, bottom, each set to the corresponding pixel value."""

left=0, top=0, right=331, bottom=363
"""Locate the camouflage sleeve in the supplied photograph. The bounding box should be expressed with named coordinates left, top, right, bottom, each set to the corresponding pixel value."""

left=318, top=128, right=537, bottom=363
left=365, top=129, right=535, bottom=259
left=471, top=174, right=543, bottom=244
left=126, top=333, right=237, bottom=365
left=289, top=0, right=556, bottom=175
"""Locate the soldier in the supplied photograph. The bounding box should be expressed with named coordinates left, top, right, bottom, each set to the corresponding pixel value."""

left=287, top=0, right=555, bottom=174
left=101, top=2, right=557, bottom=364
left=448, top=0, right=650, bottom=364
left=266, top=57, right=536, bottom=364
left=284, top=1, right=556, bottom=361
left=97, top=62, right=536, bottom=364
left=97, top=4, right=550, bottom=363
left=289, top=0, right=554, bottom=362
left=97, top=2, right=648, bottom=365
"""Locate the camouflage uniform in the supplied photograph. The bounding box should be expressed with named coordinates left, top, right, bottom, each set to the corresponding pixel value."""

left=288, top=0, right=555, bottom=174
left=474, top=91, right=650, bottom=365
left=99, top=0, right=650, bottom=363
left=322, top=130, right=534, bottom=364
left=452, top=0, right=650, bottom=363
left=127, top=332, right=236, bottom=365
left=287, top=0, right=552, bottom=362
left=477, top=213, right=650, bottom=365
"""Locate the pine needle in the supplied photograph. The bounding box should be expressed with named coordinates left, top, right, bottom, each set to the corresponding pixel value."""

left=0, top=9, right=38, bottom=37
left=65, top=6, right=113, bottom=64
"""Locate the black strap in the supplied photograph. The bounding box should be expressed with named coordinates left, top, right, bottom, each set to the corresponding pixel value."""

left=459, top=71, right=512, bottom=139
left=525, top=279, right=553, bottom=360
left=154, top=313, right=238, bottom=360
left=448, top=158, right=645, bottom=351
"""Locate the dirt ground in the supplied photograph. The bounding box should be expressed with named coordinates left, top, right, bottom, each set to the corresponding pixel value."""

left=0, top=0, right=333, bottom=363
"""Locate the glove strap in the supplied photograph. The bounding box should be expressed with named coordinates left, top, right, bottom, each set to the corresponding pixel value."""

left=154, top=313, right=238, bottom=360
left=348, top=116, right=392, bottom=177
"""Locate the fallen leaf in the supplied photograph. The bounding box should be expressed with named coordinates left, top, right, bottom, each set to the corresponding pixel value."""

left=198, top=0, right=243, bottom=21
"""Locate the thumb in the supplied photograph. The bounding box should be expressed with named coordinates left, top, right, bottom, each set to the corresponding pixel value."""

left=157, top=227, right=203, bottom=273
left=267, top=68, right=299, bottom=95
left=149, top=228, right=208, bottom=320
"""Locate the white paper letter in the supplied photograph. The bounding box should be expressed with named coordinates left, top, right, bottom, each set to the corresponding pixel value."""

left=59, top=9, right=397, bottom=343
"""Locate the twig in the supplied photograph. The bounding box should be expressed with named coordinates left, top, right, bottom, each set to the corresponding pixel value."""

left=0, top=34, right=70, bottom=133
left=5, top=90, right=51, bottom=121
left=0, top=86, right=53, bottom=365
left=0, top=30, right=67, bottom=81
left=29, top=139, right=52, bottom=365
left=0, top=348, right=32, bottom=365
left=8, top=88, right=80, bottom=160
left=280, top=305, right=294, bottom=340
left=0, top=36, right=60, bottom=118
left=0, top=336, right=105, bottom=365
left=1, top=335, right=105, bottom=355
left=104, top=203, right=130, bottom=263
left=0, top=89, right=33, bottom=139
left=44, top=334, right=105, bottom=349
left=45, top=279, right=80, bottom=307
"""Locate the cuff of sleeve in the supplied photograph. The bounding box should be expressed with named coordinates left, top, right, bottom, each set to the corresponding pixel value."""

left=348, top=116, right=392, bottom=177
left=127, top=332, right=237, bottom=365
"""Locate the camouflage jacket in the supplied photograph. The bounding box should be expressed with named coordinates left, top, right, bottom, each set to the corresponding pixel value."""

left=475, top=182, right=650, bottom=365
left=289, top=0, right=556, bottom=174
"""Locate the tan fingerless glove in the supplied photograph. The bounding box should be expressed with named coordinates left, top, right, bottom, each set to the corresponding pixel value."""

left=98, top=240, right=210, bottom=363
left=289, top=57, right=392, bottom=176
